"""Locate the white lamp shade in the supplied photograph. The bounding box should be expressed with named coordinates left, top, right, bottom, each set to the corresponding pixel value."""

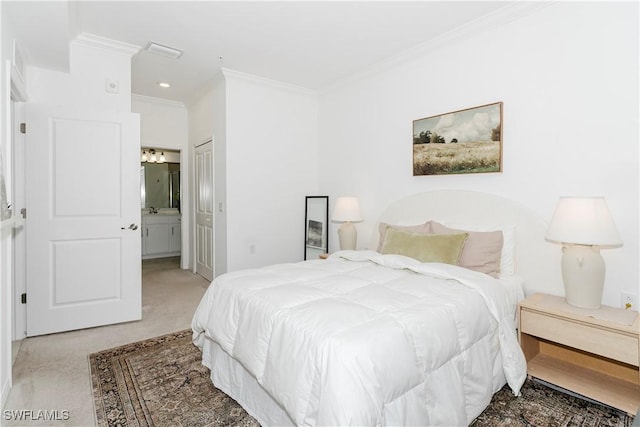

left=545, top=197, right=622, bottom=248
left=332, top=197, right=363, bottom=222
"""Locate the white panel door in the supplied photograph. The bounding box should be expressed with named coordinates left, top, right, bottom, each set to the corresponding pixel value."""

left=26, top=105, right=141, bottom=336
left=195, top=141, right=213, bottom=281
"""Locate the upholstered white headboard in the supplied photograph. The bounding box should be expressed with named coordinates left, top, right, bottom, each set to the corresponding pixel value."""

left=370, top=190, right=563, bottom=297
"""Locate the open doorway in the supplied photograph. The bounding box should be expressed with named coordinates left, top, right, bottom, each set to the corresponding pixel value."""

left=140, top=148, right=183, bottom=262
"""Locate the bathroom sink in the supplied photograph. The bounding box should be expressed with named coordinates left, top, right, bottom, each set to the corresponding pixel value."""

left=157, top=208, right=179, bottom=215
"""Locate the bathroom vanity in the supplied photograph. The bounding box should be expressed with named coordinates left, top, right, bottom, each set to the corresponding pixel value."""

left=141, top=209, right=181, bottom=259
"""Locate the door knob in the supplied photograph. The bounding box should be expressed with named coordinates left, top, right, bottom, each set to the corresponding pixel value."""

left=127, top=223, right=139, bottom=230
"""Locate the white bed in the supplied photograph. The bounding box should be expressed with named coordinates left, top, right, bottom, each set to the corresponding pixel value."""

left=192, top=190, right=563, bottom=426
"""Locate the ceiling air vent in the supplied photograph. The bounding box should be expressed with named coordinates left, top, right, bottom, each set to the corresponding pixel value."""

left=144, top=41, right=183, bottom=59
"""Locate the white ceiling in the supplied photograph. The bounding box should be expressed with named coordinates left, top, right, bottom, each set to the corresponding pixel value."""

left=5, top=1, right=517, bottom=103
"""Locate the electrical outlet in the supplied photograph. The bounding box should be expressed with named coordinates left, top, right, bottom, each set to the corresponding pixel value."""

left=621, top=292, right=638, bottom=310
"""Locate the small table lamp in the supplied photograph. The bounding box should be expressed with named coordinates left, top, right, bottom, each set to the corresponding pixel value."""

left=332, top=197, right=363, bottom=250
left=545, top=197, right=623, bottom=309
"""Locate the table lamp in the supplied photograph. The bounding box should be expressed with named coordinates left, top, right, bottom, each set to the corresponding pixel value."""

left=545, top=197, right=623, bottom=309
left=332, top=197, right=363, bottom=250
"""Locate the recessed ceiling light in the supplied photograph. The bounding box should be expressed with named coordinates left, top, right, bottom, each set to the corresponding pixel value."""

left=158, top=82, right=171, bottom=88
left=144, top=41, right=183, bottom=59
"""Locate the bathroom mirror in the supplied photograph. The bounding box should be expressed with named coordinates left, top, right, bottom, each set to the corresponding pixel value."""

left=140, top=162, right=180, bottom=210
left=304, top=196, right=329, bottom=260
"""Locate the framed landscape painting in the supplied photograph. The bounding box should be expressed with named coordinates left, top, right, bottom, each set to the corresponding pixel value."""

left=306, top=219, right=323, bottom=248
left=413, top=102, right=503, bottom=176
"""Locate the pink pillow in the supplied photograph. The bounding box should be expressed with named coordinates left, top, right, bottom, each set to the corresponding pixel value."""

left=430, top=221, right=503, bottom=277
left=377, top=221, right=432, bottom=252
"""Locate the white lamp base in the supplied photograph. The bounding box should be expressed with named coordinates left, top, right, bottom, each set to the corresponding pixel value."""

left=338, top=221, right=357, bottom=250
left=561, top=244, right=605, bottom=309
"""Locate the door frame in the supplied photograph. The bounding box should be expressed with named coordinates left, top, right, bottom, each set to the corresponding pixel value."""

left=11, top=99, right=26, bottom=341
left=140, top=146, right=188, bottom=269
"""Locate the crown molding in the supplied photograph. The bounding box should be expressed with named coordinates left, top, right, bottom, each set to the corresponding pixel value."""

left=320, top=1, right=555, bottom=95
left=221, top=68, right=317, bottom=97
left=132, top=93, right=186, bottom=108
left=73, top=32, right=140, bottom=57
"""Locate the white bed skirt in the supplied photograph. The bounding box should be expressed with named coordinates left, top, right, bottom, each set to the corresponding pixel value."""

left=202, top=338, right=295, bottom=426
left=201, top=334, right=508, bottom=426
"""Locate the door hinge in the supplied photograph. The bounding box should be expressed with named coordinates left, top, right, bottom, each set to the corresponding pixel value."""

left=20, top=123, right=26, bottom=134
left=20, top=208, right=26, bottom=219
left=21, top=293, right=26, bottom=304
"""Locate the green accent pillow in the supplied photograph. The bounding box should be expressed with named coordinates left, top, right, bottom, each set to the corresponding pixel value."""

left=381, top=228, right=468, bottom=264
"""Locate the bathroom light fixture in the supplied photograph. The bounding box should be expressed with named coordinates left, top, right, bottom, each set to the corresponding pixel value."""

left=158, top=82, right=171, bottom=88
left=546, top=196, right=623, bottom=309
left=144, top=41, right=183, bottom=59
left=141, top=149, right=167, bottom=164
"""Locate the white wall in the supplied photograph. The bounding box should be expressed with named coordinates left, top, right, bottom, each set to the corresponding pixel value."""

left=0, top=2, right=14, bottom=408
left=132, top=95, right=188, bottom=148
left=186, top=79, right=219, bottom=275
left=188, top=70, right=319, bottom=276
left=27, top=37, right=135, bottom=111
left=132, top=95, right=189, bottom=269
left=210, top=74, right=228, bottom=276
left=222, top=69, right=319, bottom=272
left=317, top=2, right=639, bottom=307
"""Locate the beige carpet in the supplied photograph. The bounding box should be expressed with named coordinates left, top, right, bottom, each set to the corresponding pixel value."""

left=5, top=257, right=210, bottom=427
left=91, top=329, right=635, bottom=427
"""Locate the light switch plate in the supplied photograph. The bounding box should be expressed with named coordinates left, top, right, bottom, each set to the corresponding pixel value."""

left=105, top=79, right=119, bottom=94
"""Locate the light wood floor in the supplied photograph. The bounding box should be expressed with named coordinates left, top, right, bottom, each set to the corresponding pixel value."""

left=3, top=257, right=210, bottom=426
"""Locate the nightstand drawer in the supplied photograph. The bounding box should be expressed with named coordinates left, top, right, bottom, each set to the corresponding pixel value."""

left=520, top=309, right=639, bottom=366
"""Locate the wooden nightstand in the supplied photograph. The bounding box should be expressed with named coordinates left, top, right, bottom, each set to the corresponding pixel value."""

left=518, top=293, right=640, bottom=415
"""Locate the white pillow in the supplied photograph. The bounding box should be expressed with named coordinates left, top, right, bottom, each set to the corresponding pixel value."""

left=438, top=221, right=516, bottom=276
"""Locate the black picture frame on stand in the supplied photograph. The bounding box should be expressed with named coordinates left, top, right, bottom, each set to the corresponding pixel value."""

left=304, top=196, right=329, bottom=260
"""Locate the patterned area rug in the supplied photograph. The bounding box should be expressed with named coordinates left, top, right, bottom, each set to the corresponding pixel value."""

left=89, top=330, right=258, bottom=427
left=90, top=329, right=635, bottom=427
left=472, top=380, right=634, bottom=427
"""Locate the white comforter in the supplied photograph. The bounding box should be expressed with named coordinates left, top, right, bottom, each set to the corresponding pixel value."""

left=192, top=250, right=527, bottom=426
